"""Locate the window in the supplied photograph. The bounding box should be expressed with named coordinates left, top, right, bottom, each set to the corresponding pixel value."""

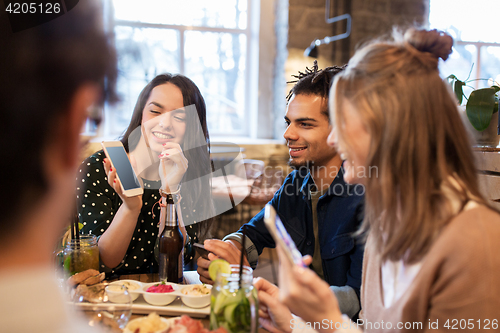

left=430, top=0, right=500, bottom=94
left=100, top=0, right=260, bottom=138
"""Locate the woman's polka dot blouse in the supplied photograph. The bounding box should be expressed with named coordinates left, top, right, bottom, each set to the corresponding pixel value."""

left=76, top=150, right=197, bottom=275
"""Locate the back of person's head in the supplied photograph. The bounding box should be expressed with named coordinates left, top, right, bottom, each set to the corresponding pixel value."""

left=331, top=28, right=487, bottom=263
left=287, top=61, right=345, bottom=119
left=0, top=0, right=117, bottom=235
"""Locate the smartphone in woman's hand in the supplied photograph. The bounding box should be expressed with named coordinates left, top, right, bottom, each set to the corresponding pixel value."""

left=101, top=141, right=143, bottom=197
left=264, top=204, right=306, bottom=267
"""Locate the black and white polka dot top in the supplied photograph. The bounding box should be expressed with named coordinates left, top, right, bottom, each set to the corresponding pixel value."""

left=76, top=150, right=198, bottom=276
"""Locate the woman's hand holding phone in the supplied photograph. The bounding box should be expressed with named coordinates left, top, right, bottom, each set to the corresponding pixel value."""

left=253, top=277, right=294, bottom=333
left=158, top=142, right=188, bottom=193
left=277, top=247, right=343, bottom=329
left=103, top=157, right=142, bottom=212
left=99, top=144, right=144, bottom=269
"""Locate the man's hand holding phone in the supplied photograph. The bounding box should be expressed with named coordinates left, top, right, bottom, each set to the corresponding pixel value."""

left=196, top=239, right=250, bottom=284
left=193, top=243, right=210, bottom=260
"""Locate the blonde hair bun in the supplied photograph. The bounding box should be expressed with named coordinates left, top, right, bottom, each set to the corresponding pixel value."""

left=404, top=28, right=453, bottom=61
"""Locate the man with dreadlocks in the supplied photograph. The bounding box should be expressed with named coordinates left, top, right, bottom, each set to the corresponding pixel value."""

left=198, top=62, right=364, bottom=318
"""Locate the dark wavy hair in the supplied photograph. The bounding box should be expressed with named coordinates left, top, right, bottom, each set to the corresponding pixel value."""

left=120, top=74, right=213, bottom=237
left=287, top=60, right=346, bottom=119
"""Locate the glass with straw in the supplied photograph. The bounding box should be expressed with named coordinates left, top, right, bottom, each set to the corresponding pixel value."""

left=62, top=214, right=99, bottom=275
left=210, top=227, right=259, bottom=333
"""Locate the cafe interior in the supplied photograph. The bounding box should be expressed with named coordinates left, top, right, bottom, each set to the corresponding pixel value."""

left=81, top=0, right=500, bottom=271
left=4, top=0, right=500, bottom=332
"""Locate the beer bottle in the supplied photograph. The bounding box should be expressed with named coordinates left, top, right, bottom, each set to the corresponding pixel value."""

left=159, top=193, right=184, bottom=283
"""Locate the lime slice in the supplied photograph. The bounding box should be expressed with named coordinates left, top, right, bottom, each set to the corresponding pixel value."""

left=212, top=292, right=226, bottom=314
left=223, top=302, right=239, bottom=323
left=213, top=288, right=236, bottom=314
left=208, top=259, right=231, bottom=281
left=63, top=256, right=71, bottom=273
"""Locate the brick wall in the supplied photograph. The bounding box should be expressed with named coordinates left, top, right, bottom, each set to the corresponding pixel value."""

left=287, top=0, right=430, bottom=68
left=275, top=0, right=430, bottom=141
left=288, top=0, right=337, bottom=61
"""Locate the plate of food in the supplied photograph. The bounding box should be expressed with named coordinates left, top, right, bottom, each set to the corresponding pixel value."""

left=70, top=276, right=211, bottom=318
left=123, top=313, right=177, bottom=333
left=125, top=314, right=228, bottom=333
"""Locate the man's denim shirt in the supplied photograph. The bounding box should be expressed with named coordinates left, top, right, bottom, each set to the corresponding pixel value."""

left=232, top=167, right=365, bottom=298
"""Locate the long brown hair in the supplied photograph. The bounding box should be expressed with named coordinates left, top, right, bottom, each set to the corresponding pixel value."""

left=120, top=74, right=213, bottom=238
left=330, top=28, right=489, bottom=263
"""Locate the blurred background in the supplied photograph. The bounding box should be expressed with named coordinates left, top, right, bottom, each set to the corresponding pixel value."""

left=86, top=0, right=500, bottom=148
left=80, top=0, right=500, bottom=284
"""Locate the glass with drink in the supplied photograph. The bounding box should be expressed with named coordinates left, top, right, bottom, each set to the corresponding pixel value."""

left=210, top=265, right=258, bottom=333
left=63, top=235, right=99, bottom=275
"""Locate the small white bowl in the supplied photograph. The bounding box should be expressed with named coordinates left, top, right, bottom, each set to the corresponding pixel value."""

left=108, top=280, right=143, bottom=302
left=179, top=284, right=212, bottom=308
left=142, top=282, right=179, bottom=306
left=105, top=284, right=132, bottom=304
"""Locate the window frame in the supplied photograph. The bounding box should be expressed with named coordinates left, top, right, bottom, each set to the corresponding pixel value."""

left=101, top=0, right=261, bottom=139
left=454, top=40, right=500, bottom=89
left=429, top=0, right=500, bottom=90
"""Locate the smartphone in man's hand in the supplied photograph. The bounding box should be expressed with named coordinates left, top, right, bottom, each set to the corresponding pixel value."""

left=193, top=242, right=211, bottom=260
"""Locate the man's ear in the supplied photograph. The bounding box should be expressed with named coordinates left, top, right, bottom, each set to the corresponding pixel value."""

left=59, top=84, right=99, bottom=169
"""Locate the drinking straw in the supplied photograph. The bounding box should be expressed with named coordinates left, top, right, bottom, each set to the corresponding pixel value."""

left=70, top=213, right=80, bottom=274
left=74, top=213, right=80, bottom=242
left=70, top=218, right=75, bottom=240
left=239, top=225, right=246, bottom=289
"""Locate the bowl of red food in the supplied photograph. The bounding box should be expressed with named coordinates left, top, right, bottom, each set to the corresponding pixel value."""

left=142, top=282, right=179, bottom=306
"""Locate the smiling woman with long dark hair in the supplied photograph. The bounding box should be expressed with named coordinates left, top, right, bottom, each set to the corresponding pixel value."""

left=77, top=73, right=214, bottom=276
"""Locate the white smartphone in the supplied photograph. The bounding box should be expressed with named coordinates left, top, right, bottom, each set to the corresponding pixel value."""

left=101, top=141, right=144, bottom=197
left=264, top=204, right=306, bottom=267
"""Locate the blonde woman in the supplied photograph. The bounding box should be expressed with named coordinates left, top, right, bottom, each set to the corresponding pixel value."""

left=256, top=28, right=500, bottom=332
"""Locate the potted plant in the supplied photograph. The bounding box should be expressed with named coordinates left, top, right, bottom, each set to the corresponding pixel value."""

left=447, top=74, right=500, bottom=146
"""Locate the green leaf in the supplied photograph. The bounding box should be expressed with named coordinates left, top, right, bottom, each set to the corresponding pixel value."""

left=454, top=80, right=465, bottom=105
left=445, top=75, right=464, bottom=104
left=466, top=87, right=498, bottom=131
left=446, top=75, right=456, bottom=93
